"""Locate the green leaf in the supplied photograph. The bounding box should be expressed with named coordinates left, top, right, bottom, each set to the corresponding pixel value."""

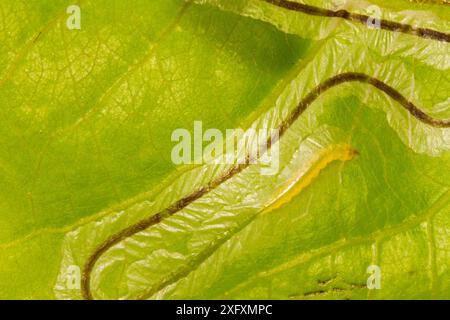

left=0, top=0, right=449, bottom=300
left=0, top=0, right=308, bottom=299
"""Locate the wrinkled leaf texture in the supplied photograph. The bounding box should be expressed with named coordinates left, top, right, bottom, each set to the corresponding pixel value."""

left=0, top=0, right=449, bottom=300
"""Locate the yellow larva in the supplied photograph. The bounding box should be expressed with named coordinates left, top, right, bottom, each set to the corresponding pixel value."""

left=264, top=144, right=358, bottom=213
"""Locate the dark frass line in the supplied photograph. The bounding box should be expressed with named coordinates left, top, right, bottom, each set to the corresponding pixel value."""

left=263, top=0, right=450, bottom=42
left=82, top=72, right=450, bottom=300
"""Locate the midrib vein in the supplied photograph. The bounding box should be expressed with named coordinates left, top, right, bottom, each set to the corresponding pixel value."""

left=261, top=0, right=450, bottom=42
left=137, top=143, right=358, bottom=300
left=0, top=19, right=313, bottom=251
left=82, top=73, right=450, bottom=300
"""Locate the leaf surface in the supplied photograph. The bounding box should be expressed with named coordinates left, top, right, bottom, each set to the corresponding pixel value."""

left=0, top=0, right=449, bottom=300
